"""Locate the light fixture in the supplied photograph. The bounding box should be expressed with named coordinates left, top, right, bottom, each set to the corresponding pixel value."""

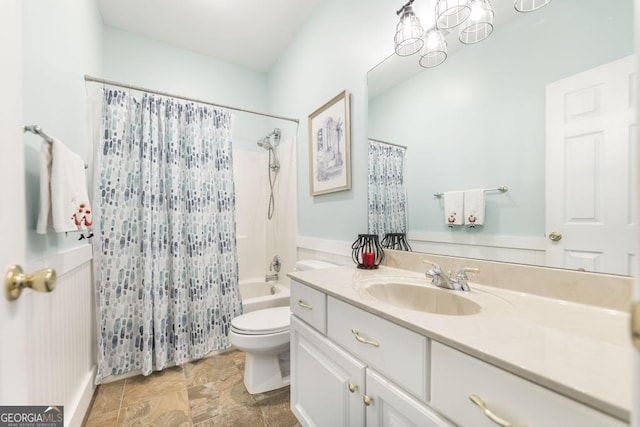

left=435, top=0, right=471, bottom=29
left=419, top=28, right=448, bottom=68
left=458, top=0, right=494, bottom=44
left=513, top=0, right=552, bottom=12
left=392, top=0, right=549, bottom=68
left=394, top=0, right=425, bottom=56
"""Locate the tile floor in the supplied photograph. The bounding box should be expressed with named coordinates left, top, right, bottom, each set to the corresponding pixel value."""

left=84, top=350, right=300, bottom=426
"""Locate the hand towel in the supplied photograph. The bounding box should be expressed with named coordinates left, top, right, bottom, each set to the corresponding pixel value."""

left=37, top=139, right=92, bottom=234
left=464, top=189, right=486, bottom=227
left=443, top=191, right=464, bottom=226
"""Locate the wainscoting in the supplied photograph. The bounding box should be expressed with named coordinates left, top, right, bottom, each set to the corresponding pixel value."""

left=25, top=244, right=95, bottom=427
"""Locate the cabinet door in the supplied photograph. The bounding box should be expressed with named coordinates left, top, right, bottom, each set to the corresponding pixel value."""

left=365, top=369, right=454, bottom=427
left=291, top=316, right=366, bottom=427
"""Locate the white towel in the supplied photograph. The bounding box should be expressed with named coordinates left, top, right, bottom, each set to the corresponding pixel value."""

left=37, top=139, right=92, bottom=234
left=443, top=191, right=464, bottom=226
left=464, top=189, right=486, bottom=227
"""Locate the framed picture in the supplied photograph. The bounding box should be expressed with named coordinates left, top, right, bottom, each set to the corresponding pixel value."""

left=308, top=90, right=351, bottom=195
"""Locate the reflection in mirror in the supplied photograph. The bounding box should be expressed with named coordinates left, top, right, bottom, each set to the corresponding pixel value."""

left=367, top=139, right=409, bottom=250
left=367, top=0, right=635, bottom=275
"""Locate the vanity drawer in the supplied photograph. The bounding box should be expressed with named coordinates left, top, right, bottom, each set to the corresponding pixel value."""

left=290, top=280, right=327, bottom=334
left=430, top=342, right=626, bottom=427
left=327, top=296, right=430, bottom=402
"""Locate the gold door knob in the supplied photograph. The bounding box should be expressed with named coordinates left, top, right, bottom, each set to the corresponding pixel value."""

left=363, top=395, right=373, bottom=406
left=548, top=231, right=563, bottom=241
left=348, top=383, right=358, bottom=393
left=5, top=265, right=57, bottom=301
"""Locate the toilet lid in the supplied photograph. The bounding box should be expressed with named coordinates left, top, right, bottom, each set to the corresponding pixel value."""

left=231, top=306, right=291, bottom=335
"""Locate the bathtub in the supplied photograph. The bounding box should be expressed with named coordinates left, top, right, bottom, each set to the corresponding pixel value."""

left=239, top=279, right=290, bottom=313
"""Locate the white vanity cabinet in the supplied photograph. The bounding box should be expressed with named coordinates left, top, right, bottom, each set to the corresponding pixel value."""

left=290, top=281, right=452, bottom=427
left=289, top=280, right=626, bottom=426
left=290, top=316, right=366, bottom=426
left=430, top=342, right=626, bottom=427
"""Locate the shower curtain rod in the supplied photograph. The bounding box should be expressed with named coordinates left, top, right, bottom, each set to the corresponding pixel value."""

left=368, top=138, right=408, bottom=149
left=84, top=75, right=300, bottom=124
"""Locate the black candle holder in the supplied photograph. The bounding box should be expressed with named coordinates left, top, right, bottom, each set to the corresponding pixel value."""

left=381, top=233, right=412, bottom=251
left=351, top=234, right=384, bottom=269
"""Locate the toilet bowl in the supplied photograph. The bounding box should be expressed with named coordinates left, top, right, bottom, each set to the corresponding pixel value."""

left=229, top=259, right=337, bottom=394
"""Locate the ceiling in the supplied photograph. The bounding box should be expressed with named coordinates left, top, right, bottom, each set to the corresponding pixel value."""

left=97, top=0, right=323, bottom=73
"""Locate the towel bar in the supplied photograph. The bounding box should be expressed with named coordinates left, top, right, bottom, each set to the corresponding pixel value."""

left=24, top=125, right=88, bottom=169
left=434, top=186, right=508, bottom=198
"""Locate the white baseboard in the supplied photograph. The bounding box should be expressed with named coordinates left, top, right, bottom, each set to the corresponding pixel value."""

left=67, top=367, right=96, bottom=427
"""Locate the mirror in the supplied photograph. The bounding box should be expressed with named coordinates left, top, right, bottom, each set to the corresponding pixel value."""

left=367, top=0, right=635, bottom=276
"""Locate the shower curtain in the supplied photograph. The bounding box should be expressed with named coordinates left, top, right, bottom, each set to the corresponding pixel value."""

left=367, top=140, right=408, bottom=239
left=93, top=88, right=242, bottom=382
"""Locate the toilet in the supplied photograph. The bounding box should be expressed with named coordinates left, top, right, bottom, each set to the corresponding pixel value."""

left=229, top=259, right=337, bottom=394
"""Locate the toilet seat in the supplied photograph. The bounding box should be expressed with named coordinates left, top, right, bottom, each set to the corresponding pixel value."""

left=231, top=306, right=290, bottom=335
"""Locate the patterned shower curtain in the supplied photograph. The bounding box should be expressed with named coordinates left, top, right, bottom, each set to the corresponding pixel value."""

left=93, top=89, right=242, bottom=382
left=367, top=140, right=408, bottom=239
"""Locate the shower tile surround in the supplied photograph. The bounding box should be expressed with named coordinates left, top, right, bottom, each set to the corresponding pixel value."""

left=289, top=248, right=633, bottom=421
left=84, top=350, right=300, bottom=426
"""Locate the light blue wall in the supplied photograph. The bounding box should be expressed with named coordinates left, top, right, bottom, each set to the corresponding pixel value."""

left=369, top=0, right=633, bottom=237
left=102, top=27, right=276, bottom=153
left=23, top=0, right=104, bottom=261
left=267, top=0, right=394, bottom=242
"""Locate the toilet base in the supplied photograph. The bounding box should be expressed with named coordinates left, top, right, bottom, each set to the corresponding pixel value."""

left=243, top=351, right=291, bottom=394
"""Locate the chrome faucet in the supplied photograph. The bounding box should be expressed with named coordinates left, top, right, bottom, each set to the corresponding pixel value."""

left=265, top=273, right=279, bottom=282
left=423, top=261, right=479, bottom=291
left=269, top=255, right=281, bottom=273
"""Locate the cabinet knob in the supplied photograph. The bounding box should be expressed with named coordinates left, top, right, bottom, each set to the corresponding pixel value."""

left=363, top=395, right=373, bottom=406
left=468, top=394, right=513, bottom=427
left=348, top=383, right=358, bottom=393
left=5, top=265, right=57, bottom=301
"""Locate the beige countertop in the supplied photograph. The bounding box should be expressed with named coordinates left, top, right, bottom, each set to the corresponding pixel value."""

left=288, top=265, right=633, bottom=422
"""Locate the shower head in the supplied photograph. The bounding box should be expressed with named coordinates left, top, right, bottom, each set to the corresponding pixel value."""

left=257, top=139, right=273, bottom=150
left=257, top=128, right=282, bottom=150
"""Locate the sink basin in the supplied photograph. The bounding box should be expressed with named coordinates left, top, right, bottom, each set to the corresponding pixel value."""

left=364, top=281, right=481, bottom=315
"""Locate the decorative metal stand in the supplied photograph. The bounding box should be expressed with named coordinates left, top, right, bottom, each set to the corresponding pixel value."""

left=381, top=233, right=412, bottom=251
left=351, top=234, right=384, bottom=269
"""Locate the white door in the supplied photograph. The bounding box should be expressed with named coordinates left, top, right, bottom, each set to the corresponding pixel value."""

left=0, top=0, right=30, bottom=404
left=545, top=55, right=637, bottom=275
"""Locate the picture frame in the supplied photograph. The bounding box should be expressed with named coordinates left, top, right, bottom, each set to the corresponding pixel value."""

left=308, top=90, right=351, bottom=196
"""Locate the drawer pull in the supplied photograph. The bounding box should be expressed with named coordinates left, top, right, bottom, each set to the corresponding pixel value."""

left=348, top=383, right=358, bottom=393
left=363, top=395, right=373, bottom=406
left=351, top=328, right=380, bottom=347
left=297, top=300, right=313, bottom=310
left=469, top=394, right=513, bottom=427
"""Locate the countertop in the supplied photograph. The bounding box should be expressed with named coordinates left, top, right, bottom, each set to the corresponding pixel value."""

left=288, top=265, right=633, bottom=422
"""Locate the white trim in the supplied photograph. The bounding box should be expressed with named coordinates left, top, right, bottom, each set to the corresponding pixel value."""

left=68, top=367, right=97, bottom=427
left=26, top=244, right=93, bottom=276
left=297, top=235, right=353, bottom=257
left=408, top=231, right=546, bottom=251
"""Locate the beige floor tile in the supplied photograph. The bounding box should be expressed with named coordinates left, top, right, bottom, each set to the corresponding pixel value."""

left=183, top=353, right=238, bottom=388
left=117, top=389, right=191, bottom=427
left=90, top=381, right=125, bottom=415
left=195, top=405, right=263, bottom=427
left=121, top=366, right=186, bottom=407
left=255, top=387, right=298, bottom=427
left=187, top=383, right=221, bottom=425
left=84, top=409, right=119, bottom=427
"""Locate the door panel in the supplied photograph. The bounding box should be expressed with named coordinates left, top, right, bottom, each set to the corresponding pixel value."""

left=546, top=55, right=637, bottom=275
left=0, top=0, right=29, bottom=404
